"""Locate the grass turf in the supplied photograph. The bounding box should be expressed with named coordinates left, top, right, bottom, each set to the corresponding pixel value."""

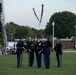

left=0, top=52, right=76, bottom=75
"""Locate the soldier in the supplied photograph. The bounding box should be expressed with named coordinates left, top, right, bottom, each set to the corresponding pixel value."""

left=35, top=37, right=43, bottom=68
left=54, top=39, right=62, bottom=68
left=26, top=37, right=35, bottom=67
left=43, top=36, right=52, bottom=69
left=16, top=37, right=26, bottom=68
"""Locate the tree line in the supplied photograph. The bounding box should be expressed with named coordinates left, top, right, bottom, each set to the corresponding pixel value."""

left=0, top=11, right=76, bottom=44
left=5, top=22, right=45, bottom=41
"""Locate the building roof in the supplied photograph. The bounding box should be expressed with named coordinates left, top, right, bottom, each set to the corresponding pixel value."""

left=60, top=38, right=72, bottom=41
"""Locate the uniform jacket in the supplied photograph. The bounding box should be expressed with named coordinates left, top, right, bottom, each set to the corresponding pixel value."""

left=54, top=42, right=62, bottom=55
left=26, top=41, right=35, bottom=52
left=35, top=40, right=42, bottom=54
left=43, top=40, right=52, bottom=54
left=16, top=40, right=24, bottom=54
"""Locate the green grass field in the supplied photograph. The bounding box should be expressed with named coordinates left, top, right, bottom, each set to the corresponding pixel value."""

left=0, top=52, right=76, bottom=75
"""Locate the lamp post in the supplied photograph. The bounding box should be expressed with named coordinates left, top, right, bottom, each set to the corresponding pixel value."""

left=52, top=21, right=55, bottom=48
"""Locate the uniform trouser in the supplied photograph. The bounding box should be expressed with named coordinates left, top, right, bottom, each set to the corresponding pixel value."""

left=44, top=54, right=50, bottom=69
left=17, top=53, right=22, bottom=68
left=36, top=53, right=42, bottom=68
left=29, top=52, right=34, bottom=67
left=56, top=53, right=62, bottom=67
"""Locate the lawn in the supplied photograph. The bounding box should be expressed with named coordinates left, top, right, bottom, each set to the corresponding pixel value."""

left=0, top=52, right=76, bottom=75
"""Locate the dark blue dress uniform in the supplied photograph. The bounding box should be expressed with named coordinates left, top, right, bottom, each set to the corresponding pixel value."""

left=35, top=40, right=42, bottom=68
left=16, top=39, right=25, bottom=68
left=54, top=42, right=62, bottom=68
left=26, top=40, right=35, bottom=67
left=43, top=40, right=52, bottom=69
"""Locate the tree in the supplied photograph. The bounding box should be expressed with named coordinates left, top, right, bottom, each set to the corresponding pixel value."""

left=6, top=22, right=16, bottom=41
left=5, top=22, right=45, bottom=41
left=0, top=21, right=2, bottom=38
left=45, top=11, right=76, bottom=38
left=31, top=28, right=44, bottom=38
left=15, top=26, right=29, bottom=39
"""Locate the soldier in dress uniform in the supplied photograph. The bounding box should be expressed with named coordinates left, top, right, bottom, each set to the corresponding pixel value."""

left=54, top=39, right=62, bottom=68
left=43, top=36, right=52, bottom=69
left=35, top=37, right=43, bottom=68
left=26, top=37, right=35, bottom=67
left=16, top=37, right=27, bottom=68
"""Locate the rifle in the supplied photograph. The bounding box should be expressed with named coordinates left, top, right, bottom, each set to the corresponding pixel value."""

left=19, top=46, right=28, bottom=68
left=33, top=4, right=44, bottom=26
left=38, top=49, right=43, bottom=54
left=59, top=54, right=62, bottom=67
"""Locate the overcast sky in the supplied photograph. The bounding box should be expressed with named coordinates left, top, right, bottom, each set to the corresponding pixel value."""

left=3, top=0, right=76, bottom=29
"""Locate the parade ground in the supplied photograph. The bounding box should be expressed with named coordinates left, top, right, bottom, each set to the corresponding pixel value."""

left=0, top=50, right=76, bottom=75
